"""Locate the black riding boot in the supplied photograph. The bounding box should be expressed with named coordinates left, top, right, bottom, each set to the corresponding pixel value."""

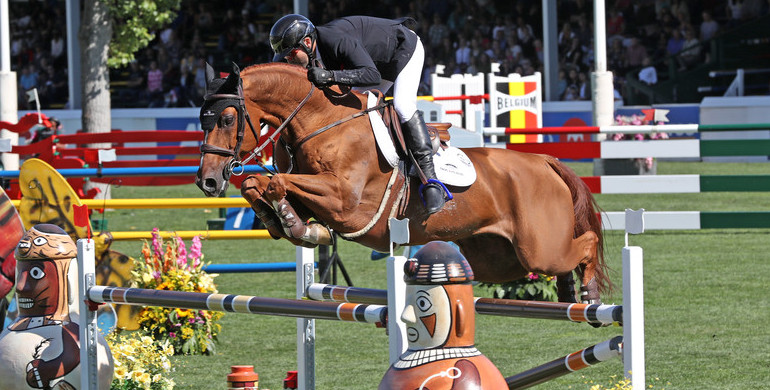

left=402, top=110, right=445, bottom=214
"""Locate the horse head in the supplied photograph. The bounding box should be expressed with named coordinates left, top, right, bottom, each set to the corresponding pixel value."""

left=196, top=62, right=247, bottom=197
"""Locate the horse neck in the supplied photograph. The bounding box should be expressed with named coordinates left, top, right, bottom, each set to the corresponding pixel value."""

left=242, top=64, right=366, bottom=146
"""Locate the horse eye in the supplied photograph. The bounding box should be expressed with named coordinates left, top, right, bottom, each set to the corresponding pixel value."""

left=220, top=115, right=235, bottom=127
left=33, top=237, right=48, bottom=246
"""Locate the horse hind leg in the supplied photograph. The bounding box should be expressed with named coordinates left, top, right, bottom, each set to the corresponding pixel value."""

left=572, top=231, right=602, bottom=305
left=556, top=272, right=578, bottom=303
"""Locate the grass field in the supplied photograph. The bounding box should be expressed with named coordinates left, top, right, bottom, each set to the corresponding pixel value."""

left=100, top=162, right=770, bottom=389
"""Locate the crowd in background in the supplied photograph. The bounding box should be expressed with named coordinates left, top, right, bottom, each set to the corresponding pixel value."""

left=7, top=0, right=770, bottom=110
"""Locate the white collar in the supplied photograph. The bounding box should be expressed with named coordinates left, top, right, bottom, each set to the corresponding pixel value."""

left=393, top=346, right=481, bottom=369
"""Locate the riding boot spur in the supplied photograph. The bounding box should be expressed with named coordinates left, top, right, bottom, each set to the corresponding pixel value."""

left=402, top=110, right=447, bottom=215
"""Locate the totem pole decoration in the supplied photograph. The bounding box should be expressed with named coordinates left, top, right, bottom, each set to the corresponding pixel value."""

left=379, top=241, right=507, bottom=390
left=0, top=224, right=113, bottom=390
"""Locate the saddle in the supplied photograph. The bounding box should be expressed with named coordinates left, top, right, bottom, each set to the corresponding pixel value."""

left=371, top=90, right=451, bottom=158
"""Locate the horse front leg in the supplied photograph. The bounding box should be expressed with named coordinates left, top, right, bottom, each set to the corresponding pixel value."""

left=241, top=175, right=322, bottom=248
left=261, top=173, right=340, bottom=247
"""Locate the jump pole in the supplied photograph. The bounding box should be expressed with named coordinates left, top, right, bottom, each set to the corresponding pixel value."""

left=504, top=336, right=623, bottom=389
left=306, top=284, right=622, bottom=326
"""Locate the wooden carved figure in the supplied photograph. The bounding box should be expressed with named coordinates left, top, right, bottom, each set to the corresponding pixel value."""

left=0, top=224, right=113, bottom=390
left=379, top=241, right=507, bottom=390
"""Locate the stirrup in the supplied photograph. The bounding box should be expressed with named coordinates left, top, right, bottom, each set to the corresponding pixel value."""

left=418, top=179, right=453, bottom=202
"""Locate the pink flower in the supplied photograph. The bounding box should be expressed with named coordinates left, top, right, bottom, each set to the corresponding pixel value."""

left=176, top=237, right=188, bottom=268
left=634, top=133, right=645, bottom=141
left=190, top=235, right=203, bottom=267
left=527, top=273, right=539, bottom=280
left=169, top=332, right=177, bottom=338
left=151, top=228, right=162, bottom=258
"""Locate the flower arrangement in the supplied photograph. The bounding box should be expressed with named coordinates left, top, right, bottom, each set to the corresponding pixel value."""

left=107, top=332, right=175, bottom=390
left=612, top=113, right=669, bottom=172
left=482, top=272, right=558, bottom=301
left=132, top=229, right=224, bottom=355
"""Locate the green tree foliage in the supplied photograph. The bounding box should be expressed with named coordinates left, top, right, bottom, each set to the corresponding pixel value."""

left=107, top=0, right=181, bottom=68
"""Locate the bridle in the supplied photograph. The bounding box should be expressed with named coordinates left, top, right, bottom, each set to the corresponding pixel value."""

left=200, top=74, right=388, bottom=177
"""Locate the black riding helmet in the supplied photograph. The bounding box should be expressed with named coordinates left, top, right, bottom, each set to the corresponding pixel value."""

left=269, top=14, right=316, bottom=64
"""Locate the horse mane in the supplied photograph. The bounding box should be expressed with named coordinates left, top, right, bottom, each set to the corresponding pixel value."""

left=240, top=63, right=367, bottom=106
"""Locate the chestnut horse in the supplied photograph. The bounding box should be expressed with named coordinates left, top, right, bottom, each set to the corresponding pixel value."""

left=195, top=62, right=609, bottom=303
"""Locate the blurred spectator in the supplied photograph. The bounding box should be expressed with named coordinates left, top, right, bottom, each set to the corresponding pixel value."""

left=607, top=8, right=626, bottom=38
left=562, top=84, right=579, bottom=101
left=428, top=13, right=449, bottom=49
left=562, top=38, right=584, bottom=72
left=516, top=16, right=535, bottom=46
left=578, top=71, right=591, bottom=100
left=19, top=64, right=39, bottom=91
left=146, top=60, right=164, bottom=107
left=446, top=2, right=468, bottom=32
left=608, top=38, right=628, bottom=75
left=50, top=29, right=65, bottom=68
left=117, top=61, right=146, bottom=106
left=624, top=37, right=649, bottom=70
left=455, top=37, right=471, bottom=66
left=667, top=28, right=685, bottom=56
left=556, top=69, right=568, bottom=98
left=700, top=11, right=720, bottom=41
left=679, top=27, right=702, bottom=69
left=196, top=3, right=214, bottom=33
left=726, top=0, right=743, bottom=26
left=557, top=22, right=575, bottom=48
left=43, top=64, right=67, bottom=103
left=638, top=57, right=658, bottom=85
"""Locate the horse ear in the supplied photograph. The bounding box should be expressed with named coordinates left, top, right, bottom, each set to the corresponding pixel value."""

left=223, top=63, right=241, bottom=90
left=205, top=62, right=216, bottom=84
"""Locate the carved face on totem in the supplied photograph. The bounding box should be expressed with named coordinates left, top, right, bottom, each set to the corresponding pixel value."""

left=13, top=224, right=77, bottom=320
left=402, top=285, right=452, bottom=349
left=402, top=241, right=476, bottom=350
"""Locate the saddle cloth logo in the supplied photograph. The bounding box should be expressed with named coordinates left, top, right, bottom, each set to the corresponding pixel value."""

left=365, top=91, right=477, bottom=188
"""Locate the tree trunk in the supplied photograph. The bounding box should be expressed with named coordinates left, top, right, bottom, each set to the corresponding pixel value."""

left=79, top=0, right=112, bottom=199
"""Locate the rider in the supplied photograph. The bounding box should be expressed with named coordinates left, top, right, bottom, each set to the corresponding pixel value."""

left=269, top=14, right=446, bottom=215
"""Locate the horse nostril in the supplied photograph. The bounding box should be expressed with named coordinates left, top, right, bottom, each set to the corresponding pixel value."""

left=203, top=178, right=218, bottom=191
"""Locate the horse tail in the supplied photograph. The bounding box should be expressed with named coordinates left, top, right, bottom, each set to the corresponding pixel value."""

left=545, top=156, right=612, bottom=294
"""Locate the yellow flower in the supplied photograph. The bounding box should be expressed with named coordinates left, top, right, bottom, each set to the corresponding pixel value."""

left=114, top=366, right=128, bottom=379
left=175, top=308, right=191, bottom=318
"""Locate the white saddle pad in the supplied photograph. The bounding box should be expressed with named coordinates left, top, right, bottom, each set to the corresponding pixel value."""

left=365, top=91, right=476, bottom=188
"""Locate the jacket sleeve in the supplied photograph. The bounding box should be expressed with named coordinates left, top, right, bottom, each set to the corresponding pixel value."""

left=328, top=37, right=382, bottom=87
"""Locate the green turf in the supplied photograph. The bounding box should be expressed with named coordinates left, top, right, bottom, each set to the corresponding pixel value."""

left=100, top=162, right=770, bottom=389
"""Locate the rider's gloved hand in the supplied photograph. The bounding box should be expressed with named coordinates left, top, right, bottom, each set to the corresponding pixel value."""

left=308, top=67, right=335, bottom=88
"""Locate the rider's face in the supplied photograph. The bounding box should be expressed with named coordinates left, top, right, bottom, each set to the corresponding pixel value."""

left=284, top=37, right=313, bottom=67
left=285, top=48, right=308, bottom=67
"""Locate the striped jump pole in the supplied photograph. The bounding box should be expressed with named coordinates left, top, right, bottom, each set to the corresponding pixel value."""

left=485, top=122, right=770, bottom=135
left=306, top=283, right=622, bottom=326
left=107, top=229, right=272, bottom=240
left=10, top=197, right=251, bottom=209
left=86, top=286, right=386, bottom=324
left=603, top=211, right=770, bottom=230
left=0, top=165, right=266, bottom=178
left=499, top=138, right=770, bottom=160
left=582, top=174, right=770, bottom=194
left=504, top=336, right=623, bottom=389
